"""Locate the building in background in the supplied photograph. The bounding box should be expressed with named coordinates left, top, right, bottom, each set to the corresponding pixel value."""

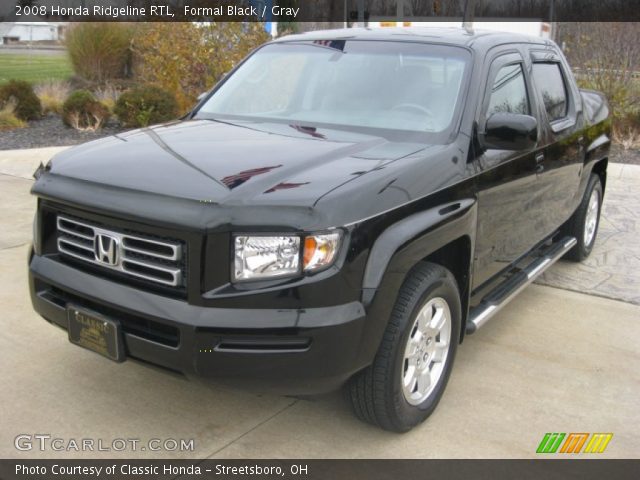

left=366, top=21, right=551, bottom=38
left=0, top=21, right=68, bottom=45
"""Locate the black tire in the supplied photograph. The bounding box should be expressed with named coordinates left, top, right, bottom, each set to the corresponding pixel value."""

left=347, top=262, right=461, bottom=432
left=563, top=174, right=603, bottom=262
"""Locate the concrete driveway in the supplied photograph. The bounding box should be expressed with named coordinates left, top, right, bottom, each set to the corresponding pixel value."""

left=1, top=148, right=639, bottom=459
left=537, top=163, right=640, bottom=305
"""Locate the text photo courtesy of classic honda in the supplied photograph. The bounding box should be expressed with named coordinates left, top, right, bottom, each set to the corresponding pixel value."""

left=28, top=27, right=610, bottom=432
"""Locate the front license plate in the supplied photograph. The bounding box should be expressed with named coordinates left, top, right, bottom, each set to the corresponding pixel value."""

left=67, top=306, right=125, bottom=362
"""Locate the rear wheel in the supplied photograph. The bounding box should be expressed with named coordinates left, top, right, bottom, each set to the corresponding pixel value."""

left=563, top=174, right=603, bottom=261
left=348, top=262, right=461, bottom=432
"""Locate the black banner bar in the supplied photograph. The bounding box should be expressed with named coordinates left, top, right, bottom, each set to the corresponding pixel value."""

left=0, top=459, right=639, bottom=480
left=1, top=0, right=640, bottom=23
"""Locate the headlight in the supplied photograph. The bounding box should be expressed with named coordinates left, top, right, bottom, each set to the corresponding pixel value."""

left=234, top=236, right=301, bottom=281
left=233, top=232, right=341, bottom=282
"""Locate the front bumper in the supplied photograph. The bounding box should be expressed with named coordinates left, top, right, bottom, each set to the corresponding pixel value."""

left=29, top=252, right=368, bottom=395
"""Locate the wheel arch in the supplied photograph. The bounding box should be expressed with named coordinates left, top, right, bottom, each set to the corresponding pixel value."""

left=356, top=199, right=477, bottom=368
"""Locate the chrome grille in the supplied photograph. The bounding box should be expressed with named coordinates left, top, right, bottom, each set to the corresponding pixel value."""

left=56, top=216, right=184, bottom=287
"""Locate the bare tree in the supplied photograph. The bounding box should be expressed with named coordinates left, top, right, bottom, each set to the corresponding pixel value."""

left=557, top=22, right=640, bottom=125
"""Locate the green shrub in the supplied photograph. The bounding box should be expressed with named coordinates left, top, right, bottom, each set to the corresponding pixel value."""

left=66, top=23, right=133, bottom=82
left=0, top=98, right=27, bottom=131
left=114, top=86, right=178, bottom=127
left=62, top=90, right=110, bottom=131
left=0, top=80, right=42, bottom=121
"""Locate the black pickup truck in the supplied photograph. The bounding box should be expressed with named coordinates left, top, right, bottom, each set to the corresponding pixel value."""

left=29, top=28, right=610, bottom=432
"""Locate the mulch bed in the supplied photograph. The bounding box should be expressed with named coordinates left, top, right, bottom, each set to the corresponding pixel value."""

left=1, top=115, right=639, bottom=165
left=609, top=144, right=640, bottom=165
left=0, top=114, right=128, bottom=150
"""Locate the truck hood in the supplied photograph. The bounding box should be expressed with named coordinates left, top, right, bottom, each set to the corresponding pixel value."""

left=46, top=119, right=430, bottom=207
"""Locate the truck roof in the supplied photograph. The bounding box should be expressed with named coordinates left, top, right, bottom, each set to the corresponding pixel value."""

left=274, top=26, right=551, bottom=51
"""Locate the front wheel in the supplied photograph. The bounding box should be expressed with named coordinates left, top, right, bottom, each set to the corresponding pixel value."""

left=347, top=262, right=461, bottom=432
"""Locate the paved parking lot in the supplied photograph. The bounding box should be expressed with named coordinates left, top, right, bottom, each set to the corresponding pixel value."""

left=1, top=148, right=639, bottom=458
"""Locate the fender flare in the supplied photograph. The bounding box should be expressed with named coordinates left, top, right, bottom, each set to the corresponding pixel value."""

left=361, top=198, right=477, bottom=306
left=352, top=198, right=477, bottom=366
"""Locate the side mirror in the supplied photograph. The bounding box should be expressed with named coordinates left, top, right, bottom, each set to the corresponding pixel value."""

left=480, top=113, right=538, bottom=151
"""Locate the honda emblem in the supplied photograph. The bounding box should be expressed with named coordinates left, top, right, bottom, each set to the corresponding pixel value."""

left=95, top=234, right=119, bottom=266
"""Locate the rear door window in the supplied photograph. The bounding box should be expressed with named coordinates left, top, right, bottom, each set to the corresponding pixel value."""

left=532, top=63, right=568, bottom=121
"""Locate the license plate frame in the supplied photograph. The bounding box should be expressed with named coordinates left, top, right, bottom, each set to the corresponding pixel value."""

left=67, top=305, right=125, bottom=362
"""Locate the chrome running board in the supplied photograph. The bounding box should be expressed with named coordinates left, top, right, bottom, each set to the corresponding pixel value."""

left=466, top=236, right=577, bottom=335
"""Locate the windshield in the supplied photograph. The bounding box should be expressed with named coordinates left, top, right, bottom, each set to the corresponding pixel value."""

left=196, top=40, right=470, bottom=136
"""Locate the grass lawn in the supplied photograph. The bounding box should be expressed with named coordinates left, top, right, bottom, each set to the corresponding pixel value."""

left=0, top=53, right=73, bottom=84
